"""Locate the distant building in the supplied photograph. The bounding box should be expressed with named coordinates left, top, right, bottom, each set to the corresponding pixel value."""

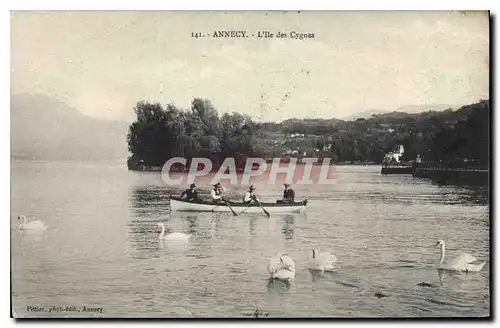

left=384, top=145, right=404, bottom=163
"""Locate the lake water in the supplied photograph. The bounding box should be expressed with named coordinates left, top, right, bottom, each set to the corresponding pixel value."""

left=10, top=160, right=490, bottom=318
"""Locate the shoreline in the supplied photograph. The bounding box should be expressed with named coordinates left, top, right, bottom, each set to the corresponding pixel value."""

left=128, top=162, right=382, bottom=172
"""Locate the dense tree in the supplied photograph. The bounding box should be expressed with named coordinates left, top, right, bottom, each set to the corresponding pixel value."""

left=430, top=100, right=489, bottom=167
left=127, top=99, right=258, bottom=169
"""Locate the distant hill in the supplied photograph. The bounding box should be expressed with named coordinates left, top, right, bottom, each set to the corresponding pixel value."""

left=11, top=94, right=129, bottom=161
left=343, top=109, right=386, bottom=121
left=281, top=117, right=343, bottom=125
left=394, top=104, right=458, bottom=113
left=344, top=104, right=459, bottom=121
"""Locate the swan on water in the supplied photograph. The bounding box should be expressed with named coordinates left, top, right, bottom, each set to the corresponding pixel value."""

left=435, top=240, right=486, bottom=272
left=309, top=248, right=337, bottom=272
left=267, top=253, right=296, bottom=282
left=157, top=223, right=191, bottom=241
left=17, top=215, right=47, bottom=231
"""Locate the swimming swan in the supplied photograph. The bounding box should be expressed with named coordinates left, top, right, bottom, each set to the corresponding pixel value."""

left=435, top=240, right=486, bottom=272
left=267, top=253, right=296, bottom=282
left=157, top=223, right=191, bottom=241
left=17, top=215, right=47, bottom=231
left=309, top=248, right=337, bottom=272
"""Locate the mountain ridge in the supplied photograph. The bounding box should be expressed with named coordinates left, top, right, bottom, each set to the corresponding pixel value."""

left=11, top=93, right=129, bottom=161
left=343, top=104, right=460, bottom=120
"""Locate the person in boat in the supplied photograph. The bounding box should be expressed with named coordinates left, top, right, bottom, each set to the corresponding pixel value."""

left=243, top=185, right=259, bottom=204
left=210, top=183, right=226, bottom=203
left=277, top=183, right=295, bottom=204
left=180, top=183, right=199, bottom=202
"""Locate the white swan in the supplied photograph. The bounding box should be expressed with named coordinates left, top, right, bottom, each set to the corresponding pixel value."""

left=157, top=223, right=190, bottom=241
left=309, top=248, right=337, bottom=272
left=435, top=240, right=486, bottom=272
left=17, top=215, right=47, bottom=231
left=267, top=253, right=296, bottom=282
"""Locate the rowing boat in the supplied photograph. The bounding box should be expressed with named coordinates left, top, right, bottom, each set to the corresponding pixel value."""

left=170, top=197, right=307, bottom=214
left=169, top=197, right=307, bottom=214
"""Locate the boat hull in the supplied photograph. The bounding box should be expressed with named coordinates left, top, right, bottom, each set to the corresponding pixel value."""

left=169, top=197, right=307, bottom=214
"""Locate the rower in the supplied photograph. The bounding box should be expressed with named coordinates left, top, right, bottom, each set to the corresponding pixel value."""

left=243, top=185, right=259, bottom=204
left=210, top=183, right=226, bottom=203
left=280, top=183, right=295, bottom=203
left=180, top=183, right=199, bottom=202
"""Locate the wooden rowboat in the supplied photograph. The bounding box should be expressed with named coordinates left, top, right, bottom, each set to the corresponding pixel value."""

left=169, top=197, right=307, bottom=214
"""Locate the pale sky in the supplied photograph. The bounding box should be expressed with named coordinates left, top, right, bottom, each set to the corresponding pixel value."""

left=11, top=11, right=489, bottom=122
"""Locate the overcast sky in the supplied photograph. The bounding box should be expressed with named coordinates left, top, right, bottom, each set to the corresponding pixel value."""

left=11, top=11, right=489, bottom=122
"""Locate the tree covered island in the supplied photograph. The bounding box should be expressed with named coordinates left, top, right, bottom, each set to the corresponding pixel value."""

left=127, top=98, right=489, bottom=171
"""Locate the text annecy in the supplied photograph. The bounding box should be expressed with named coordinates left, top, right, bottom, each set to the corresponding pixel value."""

left=212, top=31, right=247, bottom=38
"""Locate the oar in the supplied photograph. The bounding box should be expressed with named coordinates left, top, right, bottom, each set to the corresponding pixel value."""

left=252, top=196, right=270, bottom=218
left=222, top=198, right=238, bottom=216
left=239, top=200, right=256, bottom=215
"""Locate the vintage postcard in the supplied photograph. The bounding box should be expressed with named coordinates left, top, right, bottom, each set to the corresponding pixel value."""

left=10, top=11, right=490, bottom=318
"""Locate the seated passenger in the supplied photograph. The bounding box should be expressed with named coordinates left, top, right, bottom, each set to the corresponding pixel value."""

left=180, top=183, right=200, bottom=202
left=210, top=183, right=226, bottom=203
left=243, top=185, right=259, bottom=204
left=277, top=183, right=295, bottom=204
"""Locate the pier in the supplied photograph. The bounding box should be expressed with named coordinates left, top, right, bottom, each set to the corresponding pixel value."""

left=381, top=163, right=415, bottom=175
left=412, top=163, right=489, bottom=186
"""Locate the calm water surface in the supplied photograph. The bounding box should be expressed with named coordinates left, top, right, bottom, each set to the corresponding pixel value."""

left=11, top=161, right=490, bottom=318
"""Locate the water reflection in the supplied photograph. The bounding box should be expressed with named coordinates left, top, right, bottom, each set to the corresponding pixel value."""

left=436, top=267, right=482, bottom=281
left=460, top=186, right=489, bottom=206
left=129, top=185, right=172, bottom=216
left=437, top=269, right=445, bottom=286
left=128, top=186, right=173, bottom=259
left=210, top=216, right=221, bottom=238
left=268, top=216, right=277, bottom=235
left=308, top=269, right=338, bottom=282
left=185, top=216, right=198, bottom=235
left=435, top=185, right=489, bottom=206
left=333, top=181, right=489, bottom=207
left=15, top=229, right=49, bottom=248
left=249, top=217, right=257, bottom=235
left=158, top=238, right=190, bottom=254
left=266, top=278, right=291, bottom=294
left=281, top=215, right=295, bottom=240
left=127, top=223, right=161, bottom=260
